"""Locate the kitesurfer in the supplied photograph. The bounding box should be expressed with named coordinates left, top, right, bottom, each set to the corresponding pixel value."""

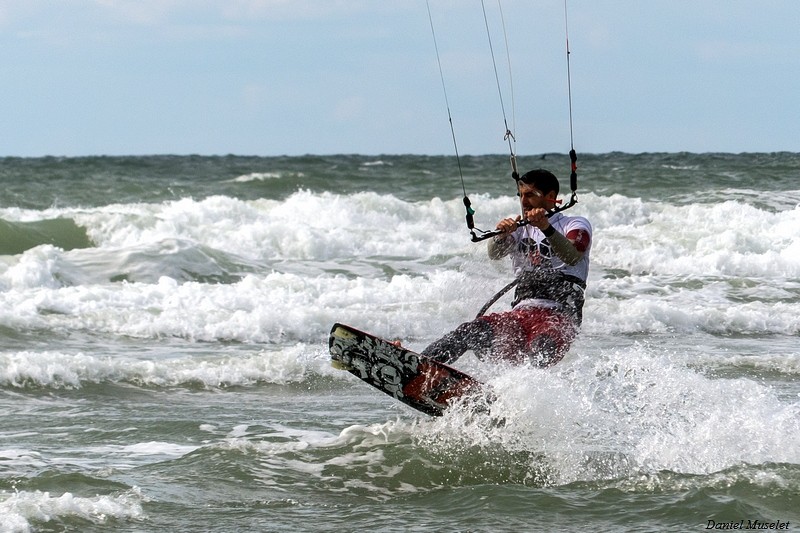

left=421, top=168, right=592, bottom=367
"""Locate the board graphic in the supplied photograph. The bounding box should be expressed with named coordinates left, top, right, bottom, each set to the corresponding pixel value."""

left=329, top=323, right=491, bottom=416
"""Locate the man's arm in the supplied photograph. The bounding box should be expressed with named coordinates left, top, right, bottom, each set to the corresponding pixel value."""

left=487, top=234, right=514, bottom=260
left=487, top=216, right=520, bottom=259
left=525, top=208, right=590, bottom=266
left=543, top=225, right=590, bottom=266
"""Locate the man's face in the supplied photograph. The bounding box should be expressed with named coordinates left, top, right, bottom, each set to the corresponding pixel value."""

left=518, top=182, right=556, bottom=211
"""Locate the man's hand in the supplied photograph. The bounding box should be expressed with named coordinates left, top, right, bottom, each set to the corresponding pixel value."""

left=525, top=208, right=551, bottom=230
left=495, top=215, right=522, bottom=234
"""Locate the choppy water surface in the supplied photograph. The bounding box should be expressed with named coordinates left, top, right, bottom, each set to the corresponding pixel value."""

left=1, top=153, right=798, bottom=531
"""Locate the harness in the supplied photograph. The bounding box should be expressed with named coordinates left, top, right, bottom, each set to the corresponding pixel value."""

left=511, top=270, right=586, bottom=325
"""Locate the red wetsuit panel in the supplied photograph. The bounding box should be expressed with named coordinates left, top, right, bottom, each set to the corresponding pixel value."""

left=566, top=228, right=591, bottom=253
left=478, top=306, right=577, bottom=366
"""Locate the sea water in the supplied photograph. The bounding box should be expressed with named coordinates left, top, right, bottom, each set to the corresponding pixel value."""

left=0, top=153, right=798, bottom=532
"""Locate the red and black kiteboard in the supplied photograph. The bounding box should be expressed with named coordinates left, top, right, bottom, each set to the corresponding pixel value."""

left=329, top=323, right=493, bottom=417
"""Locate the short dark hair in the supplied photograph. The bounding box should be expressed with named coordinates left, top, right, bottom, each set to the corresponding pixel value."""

left=518, top=169, right=559, bottom=196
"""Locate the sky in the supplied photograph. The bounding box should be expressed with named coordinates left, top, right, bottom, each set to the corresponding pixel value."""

left=1, top=0, right=799, bottom=157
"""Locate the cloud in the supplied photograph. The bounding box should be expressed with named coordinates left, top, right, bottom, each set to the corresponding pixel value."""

left=0, top=0, right=42, bottom=29
left=220, top=0, right=370, bottom=21
left=93, top=0, right=183, bottom=26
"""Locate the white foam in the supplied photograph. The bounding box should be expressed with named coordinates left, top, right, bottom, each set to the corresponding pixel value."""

left=228, top=171, right=301, bottom=183
left=0, top=190, right=798, bottom=344
left=0, top=345, right=321, bottom=389
left=215, top=419, right=418, bottom=496
left=0, top=488, right=146, bottom=532
left=423, top=344, right=800, bottom=484
left=587, top=194, right=800, bottom=278
left=86, top=442, right=198, bottom=458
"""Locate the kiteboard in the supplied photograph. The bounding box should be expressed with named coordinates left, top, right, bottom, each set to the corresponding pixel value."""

left=329, top=323, right=492, bottom=417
